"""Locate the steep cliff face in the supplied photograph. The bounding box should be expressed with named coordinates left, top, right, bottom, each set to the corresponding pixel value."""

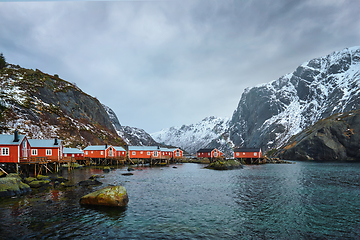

left=0, top=64, right=125, bottom=148
left=151, top=116, right=229, bottom=154
left=229, top=46, right=360, bottom=151
left=103, top=104, right=158, bottom=146
left=276, top=109, right=360, bottom=161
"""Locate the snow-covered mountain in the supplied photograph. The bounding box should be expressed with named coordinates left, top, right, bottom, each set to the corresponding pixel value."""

left=151, top=116, right=229, bottom=154
left=153, top=46, right=360, bottom=156
left=227, top=46, right=360, bottom=152
left=103, top=105, right=159, bottom=146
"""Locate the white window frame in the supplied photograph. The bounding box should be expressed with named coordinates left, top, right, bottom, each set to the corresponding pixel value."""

left=85, top=151, right=88, bottom=155
left=254, top=152, right=257, bottom=156
left=176, top=150, right=180, bottom=157
left=147, top=151, right=150, bottom=155
left=101, top=151, right=103, bottom=155
left=153, top=151, right=158, bottom=157
left=32, top=149, right=38, bottom=156
left=46, top=149, right=52, bottom=156
left=236, top=152, right=239, bottom=156
left=132, top=151, right=136, bottom=155
left=1, top=148, right=9, bottom=156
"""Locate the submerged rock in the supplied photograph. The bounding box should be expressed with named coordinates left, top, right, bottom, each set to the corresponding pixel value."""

left=79, top=186, right=129, bottom=207
left=78, top=179, right=103, bottom=186
left=0, top=174, right=31, bottom=198
left=121, top=173, right=133, bottom=176
left=206, top=159, right=243, bottom=170
left=103, top=167, right=111, bottom=173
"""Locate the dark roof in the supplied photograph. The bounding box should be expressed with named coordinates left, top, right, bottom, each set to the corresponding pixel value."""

left=197, top=148, right=216, bottom=153
left=234, top=148, right=261, bottom=152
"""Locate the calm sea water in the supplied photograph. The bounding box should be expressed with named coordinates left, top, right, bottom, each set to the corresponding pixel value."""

left=1, top=162, right=360, bottom=239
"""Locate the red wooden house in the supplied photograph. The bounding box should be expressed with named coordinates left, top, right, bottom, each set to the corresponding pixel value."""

left=128, top=146, right=161, bottom=159
left=84, top=145, right=112, bottom=159
left=233, top=148, right=262, bottom=159
left=28, top=138, right=63, bottom=161
left=163, top=148, right=183, bottom=159
left=63, top=148, right=84, bottom=160
left=197, top=148, right=223, bottom=159
left=0, top=131, right=29, bottom=163
left=113, top=146, right=127, bottom=158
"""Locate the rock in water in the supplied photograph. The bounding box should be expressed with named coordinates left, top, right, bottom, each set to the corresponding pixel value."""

left=79, top=186, right=129, bottom=207
left=0, top=175, right=31, bottom=198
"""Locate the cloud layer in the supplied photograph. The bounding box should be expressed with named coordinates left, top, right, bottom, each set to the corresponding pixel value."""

left=1, top=0, right=359, bottom=132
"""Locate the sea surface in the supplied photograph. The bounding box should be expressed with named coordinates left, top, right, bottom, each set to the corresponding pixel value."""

left=1, top=162, right=360, bottom=239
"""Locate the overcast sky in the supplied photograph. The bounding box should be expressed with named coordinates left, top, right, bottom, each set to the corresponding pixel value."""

left=0, top=0, right=359, bottom=133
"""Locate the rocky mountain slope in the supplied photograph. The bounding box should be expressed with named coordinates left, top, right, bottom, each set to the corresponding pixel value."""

left=151, top=116, right=229, bottom=154
left=276, top=109, right=360, bottom=161
left=0, top=64, right=125, bottom=148
left=103, top=105, right=158, bottom=146
left=225, top=46, right=360, bottom=153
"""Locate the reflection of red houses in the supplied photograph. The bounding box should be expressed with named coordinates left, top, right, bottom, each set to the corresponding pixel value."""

left=197, top=148, right=223, bottom=159
left=28, top=138, right=63, bottom=161
left=233, top=148, right=262, bottom=159
left=0, top=131, right=29, bottom=163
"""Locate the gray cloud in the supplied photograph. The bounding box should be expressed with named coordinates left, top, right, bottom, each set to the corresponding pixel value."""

left=0, top=0, right=360, bottom=133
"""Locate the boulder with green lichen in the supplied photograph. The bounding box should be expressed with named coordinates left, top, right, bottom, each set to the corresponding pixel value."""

left=80, top=186, right=128, bottom=207
left=0, top=175, right=31, bottom=198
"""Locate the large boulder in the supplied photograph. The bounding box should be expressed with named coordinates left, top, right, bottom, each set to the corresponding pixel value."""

left=0, top=174, right=31, bottom=198
left=79, top=186, right=129, bottom=207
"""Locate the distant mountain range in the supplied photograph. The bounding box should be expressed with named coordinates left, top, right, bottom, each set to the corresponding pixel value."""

left=155, top=46, right=360, bottom=156
left=151, top=116, right=229, bottom=154
left=103, top=105, right=158, bottom=146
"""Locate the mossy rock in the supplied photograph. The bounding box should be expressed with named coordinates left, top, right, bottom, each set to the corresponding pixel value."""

left=24, top=177, right=37, bottom=184
left=37, top=175, right=51, bottom=181
left=206, top=159, right=243, bottom=170
left=6, top=173, right=21, bottom=180
left=80, top=186, right=129, bottom=207
left=0, top=176, right=31, bottom=198
left=28, top=180, right=51, bottom=188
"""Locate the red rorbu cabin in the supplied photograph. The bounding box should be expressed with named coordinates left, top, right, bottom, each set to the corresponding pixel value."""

left=63, top=148, right=84, bottom=160
left=233, top=148, right=262, bottom=159
left=0, top=131, right=29, bottom=163
left=83, top=145, right=113, bottom=159
left=113, top=146, right=127, bottom=158
left=197, top=148, right=223, bottom=159
left=28, top=138, right=63, bottom=161
left=128, top=146, right=161, bottom=159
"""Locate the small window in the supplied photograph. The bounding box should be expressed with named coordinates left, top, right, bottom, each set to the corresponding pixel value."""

left=140, top=151, right=143, bottom=154
left=1, top=148, right=9, bottom=156
left=32, top=149, right=38, bottom=156
left=101, top=151, right=103, bottom=155
left=176, top=149, right=180, bottom=156
left=46, top=149, right=52, bottom=156
left=72, top=154, right=75, bottom=157
left=91, top=151, right=93, bottom=154
left=85, top=151, right=88, bottom=155
left=153, top=151, right=158, bottom=157
left=254, top=152, right=257, bottom=156
left=236, top=152, right=239, bottom=156
left=132, top=151, right=136, bottom=155
left=64, top=154, right=67, bottom=157
left=243, top=152, right=245, bottom=155
left=147, top=151, right=150, bottom=155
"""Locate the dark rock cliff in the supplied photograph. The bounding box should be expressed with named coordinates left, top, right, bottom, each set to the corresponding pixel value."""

left=228, top=46, right=360, bottom=152
left=276, top=109, right=360, bottom=161
left=0, top=64, right=125, bottom=148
